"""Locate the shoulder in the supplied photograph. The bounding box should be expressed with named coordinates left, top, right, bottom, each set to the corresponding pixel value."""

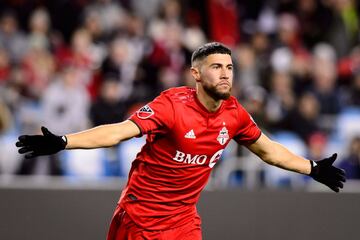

left=161, top=86, right=196, bottom=103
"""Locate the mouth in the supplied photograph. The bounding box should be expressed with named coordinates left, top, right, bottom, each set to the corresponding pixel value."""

left=217, top=82, right=231, bottom=87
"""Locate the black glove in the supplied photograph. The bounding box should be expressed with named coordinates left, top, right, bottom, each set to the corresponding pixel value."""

left=16, top=126, right=67, bottom=159
left=309, top=153, right=346, bottom=192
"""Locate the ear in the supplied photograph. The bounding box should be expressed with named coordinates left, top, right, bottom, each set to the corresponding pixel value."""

left=190, top=67, right=201, bottom=82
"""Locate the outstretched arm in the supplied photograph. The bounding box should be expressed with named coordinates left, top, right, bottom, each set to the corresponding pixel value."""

left=16, top=120, right=141, bottom=158
left=246, top=133, right=311, bottom=174
left=65, top=120, right=140, bottom=149
left=246, top=133, right=346, bottom=192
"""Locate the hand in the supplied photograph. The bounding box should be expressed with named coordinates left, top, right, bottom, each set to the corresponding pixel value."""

left=16, top=126, right=67, bottom=159
left=309, top=153, right=346, bottom=192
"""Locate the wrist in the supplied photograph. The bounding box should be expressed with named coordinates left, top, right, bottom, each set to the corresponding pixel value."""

left=61, top=135, right=68, bottom=149
left=309, top=160, right=319, bottom=176
left=309, top=160, right=314, bottom=175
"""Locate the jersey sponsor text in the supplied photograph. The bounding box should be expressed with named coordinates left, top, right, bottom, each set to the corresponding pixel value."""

left=172, top=149, right=224, bottom=168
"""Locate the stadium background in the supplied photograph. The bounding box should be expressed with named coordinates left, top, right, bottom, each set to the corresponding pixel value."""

left=0, top=0, right=359, bottom=239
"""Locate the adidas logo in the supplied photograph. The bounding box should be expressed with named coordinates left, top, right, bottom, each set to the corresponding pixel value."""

left=185, top=129, right=196, bottom=139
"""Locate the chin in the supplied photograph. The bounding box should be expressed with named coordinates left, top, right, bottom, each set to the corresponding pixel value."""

left=218, top=88, right=232, bottom=99
left=220, top=92, right=231, bottom=100
left=214, top=90, right=231, bottom=100
left=203, top=84, right=232, bottom=100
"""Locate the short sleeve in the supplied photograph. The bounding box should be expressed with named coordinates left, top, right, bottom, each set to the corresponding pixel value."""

left=129, top=93, right=175, bottom=135
left=233, top=103, right=262, bottom=145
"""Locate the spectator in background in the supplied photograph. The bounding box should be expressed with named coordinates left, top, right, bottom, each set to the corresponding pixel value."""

left=306, top=132, right=328, bottom=161
left=139, top=0, right=191, bottom=101
left=130, top=0, right=165, bottom=22
left=100, top=37, right=137, bottom=100
left=23, top=7, right=59, bottom=100
left=0, top=66, right=28, bottom=113
left=0, top=98, right=15, bottom=174
left=338, top=46, right=360, bottom=82
left=295, top=0, right=332, bottom=49
left=42, top=64, right=90, bottom=135
left=124, top=14, right=148, bottom=65
left=90, top=75, right=128, bottom=126
left=337, top=47, right=360, bottom=106
left=158, top=66, right=182, bottom=90
left=309, top=43, right=341, bottom=123
left=327, top=0, right=359, bottom=58
left=148, top=0, right=192, bottom=79
left=271, top=13, right=312, bottom=93
left=181, top=7, right=207, bottom=54
left=158, top=0, right=183, bottom=24
left=347, top=72, right=360, bottom=106
left=242, top=85, right=269, bottom=131
left=0, top=98, right=12, bottom=134
left=82, top=9, right=107, bottom=44
left=135, top=39, right=170, bottom=102
left=249, top=31, right=272, bottom=87
left=161, top=22, right=192, bottom=86
left=233, top=44, right=261, bottom=97
left=282, top=92, right=321, bottom=142
left=207, top=0, right=240, bottom=47
left=83, top=0, right=127, bottom=38
left=147, top=0, right=183, bottom=45
left=55, top=28, right=102, bottom=88
left=21, top=35, right=56, bottom=100
left=28, top=8, right=51, bottom=51
left=275, top=13, right=308, bottom=56
left=265, top=71, right=295, bottom=129
left=0, top=46, right=10, bottom=83
left=339, top=136, right=360, bottom=179
left=0, top=10, right=28, bottom=64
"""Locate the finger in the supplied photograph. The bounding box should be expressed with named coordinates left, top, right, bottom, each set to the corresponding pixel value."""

left=41, top=126, right=52, bottom=136
left=18, top=135, right=29, bottom=142
left=25, top=152, right=37, bottom=159
left=328, top=174, right=346, bottom=184
left=331, top=167, right=346, bottom=182
left=333, top=167, right=346, bottom=176
left=337, top=181, right=344, bottom=189
left=336, top=173, right=346, bottom=183
left=18, top=147, right=32, bottom=154
left=328, top=185, right=339, bottom=193
left=325, top=153, right=337, bottom=166
left=15, top=141, right=25, bottom=147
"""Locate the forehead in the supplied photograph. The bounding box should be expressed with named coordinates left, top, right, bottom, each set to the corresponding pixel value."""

left=203, top=53, right=232, bottom=65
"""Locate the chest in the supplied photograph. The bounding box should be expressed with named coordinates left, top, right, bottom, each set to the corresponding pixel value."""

left=169, top=107, right=239, bottom=155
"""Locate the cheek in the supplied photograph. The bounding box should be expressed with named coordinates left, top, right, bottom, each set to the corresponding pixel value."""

left=202, top=71, right=218, bottom=83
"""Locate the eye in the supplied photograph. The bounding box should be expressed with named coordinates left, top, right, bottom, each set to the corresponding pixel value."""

left=213, top=65, right=221, bottom=69
left=227, top=66, right=233, bottom=70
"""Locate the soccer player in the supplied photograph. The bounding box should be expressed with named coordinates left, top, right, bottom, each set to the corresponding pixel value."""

left=16, top=42, right=345, bottom=240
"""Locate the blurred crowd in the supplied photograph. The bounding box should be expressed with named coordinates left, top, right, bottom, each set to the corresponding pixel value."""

left=0, top=0, right=359, bottom=185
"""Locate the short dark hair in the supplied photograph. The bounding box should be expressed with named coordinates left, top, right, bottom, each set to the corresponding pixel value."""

left=191, top=42, right=231, bottom=65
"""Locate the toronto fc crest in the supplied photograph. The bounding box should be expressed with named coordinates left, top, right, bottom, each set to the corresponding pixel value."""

left=217, top=126, right=229, bottom=145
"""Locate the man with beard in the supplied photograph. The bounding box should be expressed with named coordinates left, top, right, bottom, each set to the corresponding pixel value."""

left=16, top=42, right=345, bottom=240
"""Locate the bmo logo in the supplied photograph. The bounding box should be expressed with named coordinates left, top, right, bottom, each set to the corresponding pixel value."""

left=172, top=149, right=224, bottom=168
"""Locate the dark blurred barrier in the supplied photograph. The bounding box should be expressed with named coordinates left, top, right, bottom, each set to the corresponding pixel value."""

left=1, top=180, right=359, bottom=240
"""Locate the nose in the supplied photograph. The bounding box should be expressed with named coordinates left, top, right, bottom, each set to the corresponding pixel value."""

left=220, top=68, right=230, bottom=79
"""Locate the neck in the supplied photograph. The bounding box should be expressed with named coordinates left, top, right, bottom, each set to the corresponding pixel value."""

left=196, top=85, right=223, bottom=112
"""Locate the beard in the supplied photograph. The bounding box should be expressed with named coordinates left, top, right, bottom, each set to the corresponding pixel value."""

left=203, top=82, right=232, bottom=101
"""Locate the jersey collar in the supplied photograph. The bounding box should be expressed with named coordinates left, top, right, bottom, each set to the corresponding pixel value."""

left=192, top=90, right=225, bottom=116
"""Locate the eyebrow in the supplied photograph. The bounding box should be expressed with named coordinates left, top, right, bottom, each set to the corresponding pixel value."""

left=209, top=63, right=233, bottom=67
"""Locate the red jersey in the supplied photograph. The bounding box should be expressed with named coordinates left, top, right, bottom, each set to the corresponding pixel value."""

left=119, top=86, right=261, bottom=230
